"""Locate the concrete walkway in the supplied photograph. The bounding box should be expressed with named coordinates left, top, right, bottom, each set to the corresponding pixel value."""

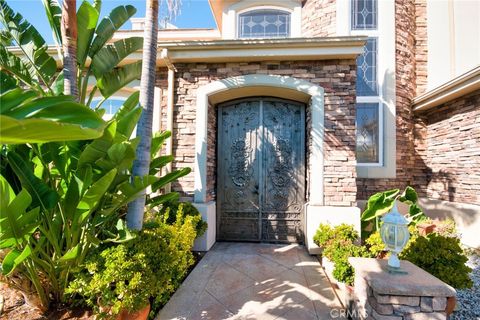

left=157, top=242, right=343, bottom=320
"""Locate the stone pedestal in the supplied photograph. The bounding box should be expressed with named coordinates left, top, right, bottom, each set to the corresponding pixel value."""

left=348, top=258, right=456, bottom=320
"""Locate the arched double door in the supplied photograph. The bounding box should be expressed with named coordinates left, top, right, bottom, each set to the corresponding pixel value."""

left=217, top=97, right=306, bottom=242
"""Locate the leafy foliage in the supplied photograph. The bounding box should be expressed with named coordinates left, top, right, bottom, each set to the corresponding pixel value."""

left=66, top=212, right=198, bottom=318
left=0, top=88, right=106, bottom=144
left=313, top=223, right=358, bottom=249
left=364, top=232, right=385, bottom=258
left=361, top=186, right=427, bottom=238
left=0, top=93, right=191, bottom=309
left=400, top=230, right=472, bottom=289
left=158, top=200, right=208, bottom=238
left=0, top=0, right=142, bottom=105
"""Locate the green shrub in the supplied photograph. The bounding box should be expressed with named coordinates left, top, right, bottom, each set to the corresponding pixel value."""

left=66, top=212, right=198, bottom=318
left=331, top=243, right=367, bottom=286
left=313, top=223, right=358, bottom=248
left=400, top=232, right=472, bottom=289
left=159, top=200, right=208, bottom=238
left=314, top=223, right=363, bottom=285
left=364, top=232, right=385, bottom=258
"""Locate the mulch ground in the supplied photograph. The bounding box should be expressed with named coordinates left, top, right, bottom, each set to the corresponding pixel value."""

left=0, top=283, right=93, bottom=320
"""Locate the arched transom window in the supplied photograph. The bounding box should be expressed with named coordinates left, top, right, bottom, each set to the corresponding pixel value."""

left=238, top=9, right=291, bottom=39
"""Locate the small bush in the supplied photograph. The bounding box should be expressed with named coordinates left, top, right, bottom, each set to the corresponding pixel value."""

left=400, top=232, right=472, bottom=289
left=330, top=242, right=367, bottom=286
left=66, top=212, right=198, bottom=318
left=313, top=223, right=357, bottom=248
left=159, top=200, right=208, bottom=238
left=364, top=232, right=385, bottom=258
left=314, top=223, right=362, bottom=285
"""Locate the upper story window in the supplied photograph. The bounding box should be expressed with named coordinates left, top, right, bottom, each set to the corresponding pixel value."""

left=238, top=9, right=291, bottom=39
left=351, top=0, right=377, bottom=30
left=357, top=38, right=378, bottom=96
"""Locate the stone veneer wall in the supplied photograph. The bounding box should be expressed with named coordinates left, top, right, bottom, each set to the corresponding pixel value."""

left=356, top=0, right=418, bottom=200
left=413, top=90, right=480, bottom=205
left=157, top=60, right=358, bottom=206
left=301, top=0, right=336, bottom=37
left=414, top=0, right=428, bottom=96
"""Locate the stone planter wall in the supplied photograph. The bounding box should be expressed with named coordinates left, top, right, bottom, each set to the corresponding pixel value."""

left=356, top=285, right=448, bottom=320
left=349, top=258, right=456, bottom=320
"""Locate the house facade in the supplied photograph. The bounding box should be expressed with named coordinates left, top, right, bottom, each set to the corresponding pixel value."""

left=114, top=0, right=480, bottom=250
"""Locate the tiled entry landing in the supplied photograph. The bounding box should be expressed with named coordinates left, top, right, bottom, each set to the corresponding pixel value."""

left=157, top=242, right=342, bottom=320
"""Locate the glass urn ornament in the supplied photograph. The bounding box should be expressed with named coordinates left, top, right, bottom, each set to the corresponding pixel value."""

left=380, top=202, right=410, bottom=273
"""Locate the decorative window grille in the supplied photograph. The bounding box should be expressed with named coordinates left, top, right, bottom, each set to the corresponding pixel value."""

left=356, top=103, right=380, bottom=163
left=238, top=10, right=290, bottom=38
left=357, top=38, right=378, bottom=96
left=351, top=0, right=377, bottom=30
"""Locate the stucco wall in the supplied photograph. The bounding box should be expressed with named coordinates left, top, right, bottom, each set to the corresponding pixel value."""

left=156, top=59, right=358, bottom=206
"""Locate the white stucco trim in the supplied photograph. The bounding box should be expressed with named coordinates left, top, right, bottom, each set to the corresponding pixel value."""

left=192, top=201, right=216, bottom=251
left=194, top=74, right=325, bottom=206
left=222, top=0, right=302, bottom=39
left=337, top=0, right=397, bottom=179
left=305, top=205, right=361, bottom=255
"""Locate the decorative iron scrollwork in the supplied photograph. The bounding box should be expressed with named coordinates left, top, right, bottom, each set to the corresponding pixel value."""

left=228, top=139, right=253, bottom=187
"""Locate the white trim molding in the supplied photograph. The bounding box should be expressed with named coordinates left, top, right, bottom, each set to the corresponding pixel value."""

left=221, top=0, right=302, bottom=39
left=413, top=65, right=480, bottom=112
left=337, top=0, right=396, bottom=179
left=194, top=74, right=325, bottom=206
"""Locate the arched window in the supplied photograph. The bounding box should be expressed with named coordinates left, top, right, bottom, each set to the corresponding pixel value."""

left=238, top=9, right=291, bottom=39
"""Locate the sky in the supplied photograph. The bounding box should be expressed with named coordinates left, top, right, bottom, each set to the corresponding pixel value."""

left=6, top=0, right=217, bottom=44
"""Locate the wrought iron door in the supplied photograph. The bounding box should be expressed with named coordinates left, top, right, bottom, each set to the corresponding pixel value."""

left=217, top=98, right=305, bottom=242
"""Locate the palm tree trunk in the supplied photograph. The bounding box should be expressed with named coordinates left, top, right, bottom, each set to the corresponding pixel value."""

left=126, top=0, right=159, bottom=230
left=61, top=0, right=78, bottom=99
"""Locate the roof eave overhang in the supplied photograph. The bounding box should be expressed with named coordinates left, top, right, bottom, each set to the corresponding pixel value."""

left=6, top=36, right=366, bottom=68
left=413, top=66, right=480, bottom=113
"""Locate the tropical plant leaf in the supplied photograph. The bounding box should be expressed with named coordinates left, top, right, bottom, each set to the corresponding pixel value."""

left=1, top=245, right=31, bottom=275
left=0, top=88, right=106, bottom=144
left=0, top=46, right=37, bottom=90
left=151, top=168, right=191, bottom=192
left=117, top=107, right=141, bottom=138
left=51, top=70, right=64, bottom=96
left=103, top=219, right=135, bottom=243
left=0, top=28, right=12, bottom=46
left=76, top=1, right=99, bottom=68
left=91, top=37, right=143, bottom=78
left=77, top=121, right=116, bottom=169
left=97, top=61, right=142, bottom=99
left=151, top=131, right=171, bottom=157
left=6, top=152, right=58, bottom=210
left=148, top=192, right=179, bottom=208
left=58, top=244, right=79, bottom=262
left=114, top=91, right=139, bottom=119
left=88, top=5, right=136, bottom=57
left=77, top=169, right=117, bottom=211
left=150, top=155, right=174, bottom=175
left=399, top=186, right=418, bottom=204
left=361, top=189, right=399, bottom=222
left=0, top=116, right=105, bottom=144
left=0, top=0, right=57, bottom=85
left=41, top=0, right=62, bottom=48
left=0, top=88, right=36, bottom=114
left=0, top=71, right=17, bottom=94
